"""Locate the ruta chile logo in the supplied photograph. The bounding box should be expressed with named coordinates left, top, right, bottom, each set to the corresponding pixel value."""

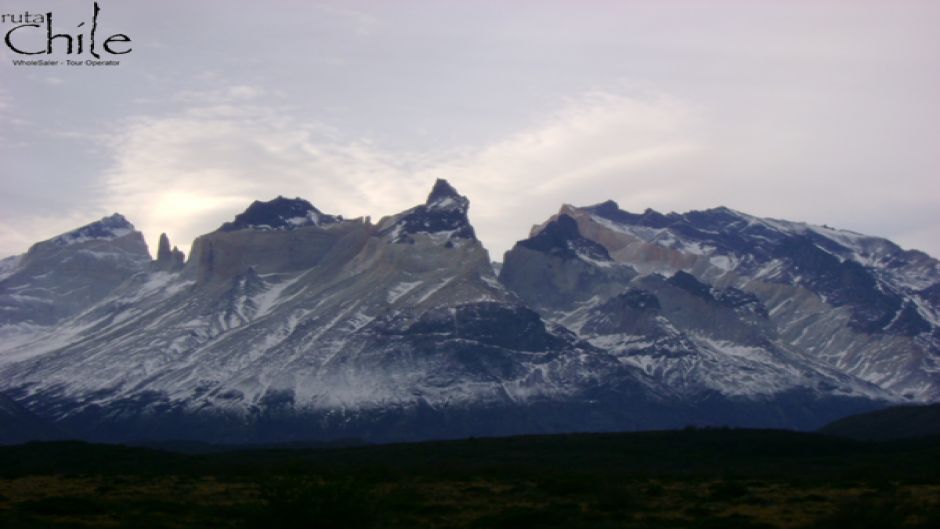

left=3, top=2, right=131, bottom=58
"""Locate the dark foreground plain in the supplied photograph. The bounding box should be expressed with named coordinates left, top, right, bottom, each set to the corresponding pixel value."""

left=1, top=429, right=939, bottom=528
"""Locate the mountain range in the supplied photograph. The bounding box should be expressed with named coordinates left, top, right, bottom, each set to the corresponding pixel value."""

left=1, top=179, right=938, bottom=444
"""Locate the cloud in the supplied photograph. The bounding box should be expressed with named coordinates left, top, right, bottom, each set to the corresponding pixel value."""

left=0, top=210, right=108, bottom=258
left=314, top=3, right=381, bottom=37
left=88, top=88, right=699, bottom=259
left=415, top=91, right=703, bottom=255
left=96, top=111, right=388, bottom=255
left=3, top=82, right=937, bottom=262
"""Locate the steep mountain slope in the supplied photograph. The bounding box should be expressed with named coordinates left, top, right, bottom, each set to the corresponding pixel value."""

left=0, top=214, right=152, bottom=366
left=0, top=187, right=936, bottom=443
left=0, top=181, right=663, bottom=443
left=0, top=214, right=150, bottom=326
left=502, top=202, right=940, bottom=406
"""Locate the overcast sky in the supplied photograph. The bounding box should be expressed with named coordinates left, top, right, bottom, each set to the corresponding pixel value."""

left=1, top=0, right=938, bottom=262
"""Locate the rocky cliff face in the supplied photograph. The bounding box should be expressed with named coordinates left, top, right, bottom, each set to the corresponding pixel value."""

left=0, top=186, right=937, bottom=444
left=0, top=182, right=666, bottom=443
left=155, top=233, right=185, bottom=271
left=502, top=202, right=940, bottom=403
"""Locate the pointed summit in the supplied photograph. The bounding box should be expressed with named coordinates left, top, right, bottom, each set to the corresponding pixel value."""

left=425, top=179, right=470, bottom=215
left=426, top=178, right=462, bottom=205
left=218, top=196, right=340, bottom=232
left=377, top=179, right=476, bottom=245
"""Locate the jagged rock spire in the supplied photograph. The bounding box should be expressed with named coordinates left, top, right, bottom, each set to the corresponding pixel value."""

left=426, top=178, right=460, bottom=203
left=154, top=233, right=185, bottom=271
left=425, top=179, right=470, bottom=214
left=157, top=233, right=172, bottom=262
left=378, top=179, right=476, bottom=245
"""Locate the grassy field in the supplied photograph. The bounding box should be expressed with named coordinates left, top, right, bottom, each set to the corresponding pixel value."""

left=1, top=429, right=939, bottom=528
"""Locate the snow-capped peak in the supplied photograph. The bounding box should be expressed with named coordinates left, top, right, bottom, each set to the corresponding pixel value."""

left=45, top=213, right=136, bottom=248
left=377, top=180, right=476, bottom=244
left=425, top=178, right=468, bottom=212
left=580, top=200, right=928, bottom=273
left=218, top=196, right=340, bottom=232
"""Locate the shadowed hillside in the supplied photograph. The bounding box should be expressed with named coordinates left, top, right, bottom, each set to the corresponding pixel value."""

left=820, top=403, right=940, bottom=441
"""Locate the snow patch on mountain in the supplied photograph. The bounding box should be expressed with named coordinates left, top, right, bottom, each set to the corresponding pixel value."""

left=253, top=273, right=307, bottom=318
left=0, top=183, right=935, bottom=443
left=377, top=179, right=477, bottom=245
left=44, top=214, right=136, bottom=248
left=387, top=281, right=423, bottom=303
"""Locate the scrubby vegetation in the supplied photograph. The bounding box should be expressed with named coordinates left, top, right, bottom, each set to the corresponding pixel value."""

left=1, top=429, right=938, bottom=528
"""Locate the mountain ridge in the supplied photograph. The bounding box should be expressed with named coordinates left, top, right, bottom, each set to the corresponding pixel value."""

left=1, top=180, right=937, bottom=444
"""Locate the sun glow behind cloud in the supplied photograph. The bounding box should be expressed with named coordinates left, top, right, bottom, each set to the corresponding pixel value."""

left=89, top=88, right=702, bottom=259
left=0, top=1, right=938, bottom=261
